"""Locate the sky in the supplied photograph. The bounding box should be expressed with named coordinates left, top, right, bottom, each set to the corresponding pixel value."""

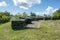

left=0, top=0, right=60, bottom=15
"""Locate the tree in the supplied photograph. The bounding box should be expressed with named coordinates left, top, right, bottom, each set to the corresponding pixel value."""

left=0, top=11, right=11, bottom=24
left=53, top=9, right=60, bottom=18
left=23, top=12, right=28, bottom=17
left=36, top=15, right=43, bottom=18
left=14, top=12, right=23, bottom=19
left=30, top=12, right=36, bottom=18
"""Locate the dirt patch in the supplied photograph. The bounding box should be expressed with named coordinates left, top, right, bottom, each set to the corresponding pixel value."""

left=26, top=20, right=42, bottom=28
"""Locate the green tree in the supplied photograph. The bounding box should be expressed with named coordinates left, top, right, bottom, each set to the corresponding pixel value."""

left=53, top=9, right=60, bottom=18
left=0, top=11, right=11, bottom=24
left=30, top=12, right=36, bottom=18
left=36, top=15, right=43, bottom=18
left=14, top=12, right=23, bottom=19
left=23, top=12, right=28, bottom=17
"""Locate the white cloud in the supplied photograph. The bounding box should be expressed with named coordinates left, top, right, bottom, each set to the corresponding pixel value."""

left=35, top=12, right=40, bottom=15
left=35, top=12, right=44, bottom=16
left=53, top=8, right=58, bottom=12
left=0, top=1, right=8, bottom=6
left=34, top=6, right=58, bottom=16
left=13, top=0, right=41, bottom=9
left=19, top=6, right=28, bottom=9
left=46, top=6, right=53, bottom=12
left=44, top=6, right=58, bottom=16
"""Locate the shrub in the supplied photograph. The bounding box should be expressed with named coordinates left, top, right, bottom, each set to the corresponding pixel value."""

left=0, top=11, right=11, bottom=24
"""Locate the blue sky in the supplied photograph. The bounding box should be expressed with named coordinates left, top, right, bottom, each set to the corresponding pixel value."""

left=0, top=0, right=60, bottom=15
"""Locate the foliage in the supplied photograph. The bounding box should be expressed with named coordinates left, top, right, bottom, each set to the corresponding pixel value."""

left=44, top=14, right=51, bottom=18
left=23, top=12, right=28, bottom=17
left=0, top=11, right=11, bottom=24
left=30, top=12, right=36, bottom=18
left=36, top=15, right=43, bottom=18
left=14, top=13, right=23, bottom=19
left=53, top=9, right=60, bottom=18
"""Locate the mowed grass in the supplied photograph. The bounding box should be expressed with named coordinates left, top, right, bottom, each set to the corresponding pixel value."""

left=0, top=20, right=60, bottom=40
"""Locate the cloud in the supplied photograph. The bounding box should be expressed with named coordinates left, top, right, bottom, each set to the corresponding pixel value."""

left=34, top=6, right=58, bottom=16
left=44, top=6, right=58, bottom=16
left=44, top=6, right=54, bottom=15
left=35, top=12, right=44, bottom=16
left=53, top=8, right=58, bottom=12
left=0, top=1, right=8, bottom=6
left=13, top=0, right=41, bottom=9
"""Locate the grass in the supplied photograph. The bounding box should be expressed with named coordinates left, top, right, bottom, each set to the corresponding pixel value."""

left=0, top=20, right=60, bottom=40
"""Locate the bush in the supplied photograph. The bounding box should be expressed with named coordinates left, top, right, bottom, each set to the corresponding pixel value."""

left=0, top=11, right=11, bottom=24
left=53, top=9, right=60, bottom=19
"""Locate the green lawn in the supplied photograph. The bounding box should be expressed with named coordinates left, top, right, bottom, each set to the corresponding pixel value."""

left=0, top=20, right=60, bottom=40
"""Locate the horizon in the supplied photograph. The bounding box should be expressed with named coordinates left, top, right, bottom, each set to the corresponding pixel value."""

left=0, top=0, right=60, bottom=15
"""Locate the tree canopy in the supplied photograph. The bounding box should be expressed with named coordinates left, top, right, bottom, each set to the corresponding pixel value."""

left=0, top=11, right=11, bottom=24
left=53, top=9, right=60, bottom=18
left=30, top=12, right=36, bottom=18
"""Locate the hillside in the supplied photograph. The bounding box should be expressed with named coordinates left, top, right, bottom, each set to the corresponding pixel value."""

left=0, top=20, right=60, bottom=40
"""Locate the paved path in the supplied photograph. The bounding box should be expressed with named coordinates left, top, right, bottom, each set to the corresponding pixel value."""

left=26, top=20, right=42, bottom=28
